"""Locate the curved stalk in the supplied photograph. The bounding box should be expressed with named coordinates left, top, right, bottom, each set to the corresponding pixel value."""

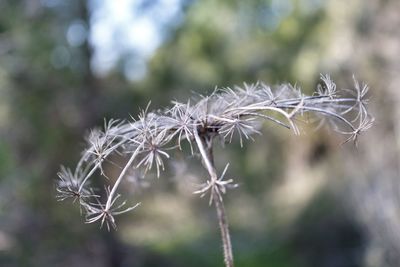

left=194, top=129, right=234, bottom=267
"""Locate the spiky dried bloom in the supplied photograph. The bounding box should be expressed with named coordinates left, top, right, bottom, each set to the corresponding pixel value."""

left=84, top=187, right=140, bottom=231
left=56, top=166, right=92, bottom=203
left=57, top=74, right=372, bottom=231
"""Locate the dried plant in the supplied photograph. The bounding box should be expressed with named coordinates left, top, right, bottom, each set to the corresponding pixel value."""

left=57, top=74, right=372, bottom=267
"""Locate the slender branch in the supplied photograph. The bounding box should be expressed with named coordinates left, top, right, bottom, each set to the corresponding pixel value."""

left=214, top=190, right=234, bottom=267
left=194, top=128, right=234, bottom=267
left=105, top=143, right=143, bottom=210
left=79, top=162, right=101, bottom=192
left=194, top=128, right=217, bottom=180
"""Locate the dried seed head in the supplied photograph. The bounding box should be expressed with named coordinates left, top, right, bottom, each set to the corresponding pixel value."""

left=58, top=74, right=373, bottom=229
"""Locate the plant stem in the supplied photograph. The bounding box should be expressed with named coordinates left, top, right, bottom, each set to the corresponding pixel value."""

left=214, top=189, right=234, bottom=267
left=105, top=143, right=143, bottom=210
left=194, top=129, right=234, bottom=267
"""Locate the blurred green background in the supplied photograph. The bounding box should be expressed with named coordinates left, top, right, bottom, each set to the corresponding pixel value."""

left=0, top=0, right=398, bottom=266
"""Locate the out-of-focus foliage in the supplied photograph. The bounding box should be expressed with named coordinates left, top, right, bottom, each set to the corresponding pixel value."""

left=0, top=0, right=398, bottom=266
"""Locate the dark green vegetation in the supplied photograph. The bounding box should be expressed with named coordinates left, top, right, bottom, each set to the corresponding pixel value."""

left=0, top=0, right=397, bottom=266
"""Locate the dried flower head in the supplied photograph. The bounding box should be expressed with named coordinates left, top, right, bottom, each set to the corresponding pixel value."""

left=56, top=166, right=93, bottom=203
left=57, top=75, right=373, bottom=230
left=84, top=188, right=140, bottom=231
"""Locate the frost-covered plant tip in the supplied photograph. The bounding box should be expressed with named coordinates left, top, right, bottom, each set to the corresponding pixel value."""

left=57, top=75, right=372, bottom=267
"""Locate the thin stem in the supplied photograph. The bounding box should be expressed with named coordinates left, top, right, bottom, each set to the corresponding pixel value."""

left=194, top=128, right=234, bottom=267
left=105, top=143, right=143, bottom=210
left=79, top=162, right=101, bottom=192
left=214, top=190, right=234, bottom=267
left=194, top=128, right=216, bottom=179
